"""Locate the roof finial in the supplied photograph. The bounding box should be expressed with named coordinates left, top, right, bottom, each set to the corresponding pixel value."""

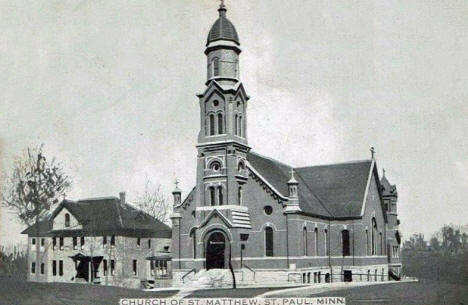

left=218, top=0, right=227, bottom=17
left=288, top=168, right=298, bottom=184
left=370, top=147, right=376, bottom=159
left=175, top=178, right=179, bottom=188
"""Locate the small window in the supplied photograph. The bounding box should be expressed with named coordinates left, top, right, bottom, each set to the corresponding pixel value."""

left=209, top=114, right=215, bottom=136
left=65, top=213, right=70, bottom=227
left=31, top=262, right=36, bottom=274
left=148, top=239, right=151, bottom=249
left=80, top=236, right=85, bottom=249
left=52, top=237, right=56, bottom=250
left=234, top=114, right=238, bottom=135
left=111, top=235, right=115, bottom=246
left=41, top=238, right=45, bottom=247
left=209, top=186, right=216, bottom=206
left=59, top=237, right=64, bottom=250
left=264, top=206, right=273, bottom=215
left=73, top=237, right=77, bottom=250
left=137, top=238, right=141, bottom=247
left=103, top=236, right=107, bottom=245
left=31, top=238, right=36, bottom=245
left=59, top=260, right=63, bottom=276
left=132, top=259, right=137, bottom=276
left=217, top=113, right=223, bottom=134
left=110, top=260, right=115, bottom=276
left=52, top=260, right=57, bottom=276
left=213, top=100, right=219, bottom=107
left=40, top=263, right=44, bottom=274
left=218, top=186, right=223, bottom=206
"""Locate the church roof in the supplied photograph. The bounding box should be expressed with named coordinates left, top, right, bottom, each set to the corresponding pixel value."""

left=247, top=151, right=374, bottom=219
left=21, top=198, right=172, bottom=237
left=207, top=5, right=240, bottom=46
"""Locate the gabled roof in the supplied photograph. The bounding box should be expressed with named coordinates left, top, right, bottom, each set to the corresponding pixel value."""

left=247, top=151, right=375, bottom=219
left=21, top=197, right=171, bottom=238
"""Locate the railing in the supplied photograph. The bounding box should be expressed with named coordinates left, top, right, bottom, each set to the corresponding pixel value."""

left=243, top=264, right=256, bottom=281
left=182, top=268, right=197, bottom=283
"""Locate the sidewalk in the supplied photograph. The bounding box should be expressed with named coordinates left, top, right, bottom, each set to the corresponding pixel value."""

left=259, top=279, right=419, bottom=298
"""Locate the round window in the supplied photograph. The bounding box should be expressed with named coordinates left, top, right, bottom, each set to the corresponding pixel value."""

left=264, top=206, right=273, bottom=215
left=213, top=100, right=219, bottom=107
left=210, top=161, right=221, bottom=172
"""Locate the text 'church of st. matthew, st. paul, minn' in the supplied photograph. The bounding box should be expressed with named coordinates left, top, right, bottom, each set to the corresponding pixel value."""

left=170, top=2, right=402, bottom=286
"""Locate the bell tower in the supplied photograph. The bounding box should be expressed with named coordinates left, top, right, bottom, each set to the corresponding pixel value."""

left=196, top=2, right=250, bottom=207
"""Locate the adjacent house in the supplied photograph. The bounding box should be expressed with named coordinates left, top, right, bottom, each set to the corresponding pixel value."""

left=22, top=193, right=172, bottom=288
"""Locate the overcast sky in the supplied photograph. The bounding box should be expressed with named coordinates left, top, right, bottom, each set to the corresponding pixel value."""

left=1, top=0, right=467, bottom=246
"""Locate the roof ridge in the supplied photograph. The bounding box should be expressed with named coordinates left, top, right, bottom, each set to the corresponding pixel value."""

left=77, top=196, right=119, bottom=202
left=249, top=151, right=293, bottom=169
left=295, top=159, right=372, bottom=169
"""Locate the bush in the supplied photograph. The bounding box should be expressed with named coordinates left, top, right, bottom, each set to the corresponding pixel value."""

left=0, top=246, right=27, bottom=280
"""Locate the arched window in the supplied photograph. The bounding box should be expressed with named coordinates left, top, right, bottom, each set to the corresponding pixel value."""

left=379, top=232, right=383, bottom=255
left=65, top=213, right=70, bottom=227
left=366, top=229, right=369, bottom=255
left=217, top=186, right=223, bottom=206
left=342, top=230, right=350, bottom=256
left=371, top=218, right=377, bottom=255
left=238, top=161, right=245, bottom=172
left=217, top=113, right=223, bottom=134
left=303, top=227, right=308, bottom=256
left=314, top=228, right=318, bottom=256
left=239, top=116, right=243, bottom=137
left=209, top=186, right=216, bottom=206
left=213, top=58, right=220, bottom=76
left=209, top=114, right=215, bottom=136
left=265, top=227, right=273, bottom=257
left=238, top=186, right=243, bottom=205
left=234, top=114, right=238, bottom=135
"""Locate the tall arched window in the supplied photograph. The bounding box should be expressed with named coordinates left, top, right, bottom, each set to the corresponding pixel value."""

left=239, top=116, right=243, bottom=137
left=213, top=58, right=220, bottom=76
left=217, top=113, right=223, bottom=134
left=265, top=227, right=273, bottom=257
left=209, top=187, right=216, bottom=206
left=379, top=232, right=383, bottom=255
left=342, top=230, right=350, bottom=256
left=209, top=114, right=215, bottom=136
left=371, top=218, right=377, bottom=255
left=234, top=114, right=238, bottom=135
left=366, top=229, right=369, bottom=255
left=314, top=228, right=318, bottom=256
left=217, top=186, right=223, bottom=206
left=65, top=213, right=70, bottom=227
left=303, top=227, right=308, bottom=256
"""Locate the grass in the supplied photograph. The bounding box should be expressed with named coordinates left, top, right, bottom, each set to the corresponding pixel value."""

left=0, top=276, right=178, bottom=305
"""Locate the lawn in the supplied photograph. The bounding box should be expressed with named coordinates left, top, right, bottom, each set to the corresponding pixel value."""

left=311, top=280, right=468, bottom=305
left=0, top=276, right=178, bottom=305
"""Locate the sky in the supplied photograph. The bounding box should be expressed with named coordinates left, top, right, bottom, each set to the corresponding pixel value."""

left=1, top=0, right=467, bottom=246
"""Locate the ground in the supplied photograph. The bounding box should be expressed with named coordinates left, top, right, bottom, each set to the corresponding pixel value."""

left=1, top=277, right=467, bottom=305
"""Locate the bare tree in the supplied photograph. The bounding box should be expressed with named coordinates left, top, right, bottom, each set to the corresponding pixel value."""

left=1, top=144, right=71, bottom=279
left=133, top=180, right=170, bottom=224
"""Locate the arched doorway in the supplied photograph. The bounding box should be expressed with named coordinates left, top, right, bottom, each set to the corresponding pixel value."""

left=205, top=232, right=227, bottom=269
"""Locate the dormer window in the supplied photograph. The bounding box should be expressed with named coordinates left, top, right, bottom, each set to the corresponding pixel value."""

left=65, top=213, right=70, bottom=227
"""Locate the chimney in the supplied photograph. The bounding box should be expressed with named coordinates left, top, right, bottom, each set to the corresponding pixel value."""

left=119, top=192, right=126, bottom=206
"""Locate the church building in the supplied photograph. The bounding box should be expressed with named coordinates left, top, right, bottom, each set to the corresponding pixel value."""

left=170, top=3, right=402, bottom=285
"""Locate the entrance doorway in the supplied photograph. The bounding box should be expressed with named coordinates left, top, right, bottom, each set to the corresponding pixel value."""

left=205, top=232, right=226, bottom=269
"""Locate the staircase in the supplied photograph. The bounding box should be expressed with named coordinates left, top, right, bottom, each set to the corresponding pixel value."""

left=181, top=269, right=233, bottom=289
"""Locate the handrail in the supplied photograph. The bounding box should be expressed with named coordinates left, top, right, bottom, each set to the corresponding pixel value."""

left=243, top=264, right=256, bottom=281
left=182, top=268, right=197, bottom=283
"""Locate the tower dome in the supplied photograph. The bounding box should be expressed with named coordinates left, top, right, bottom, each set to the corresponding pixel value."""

left=206, top=3, right=240, bottom=46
